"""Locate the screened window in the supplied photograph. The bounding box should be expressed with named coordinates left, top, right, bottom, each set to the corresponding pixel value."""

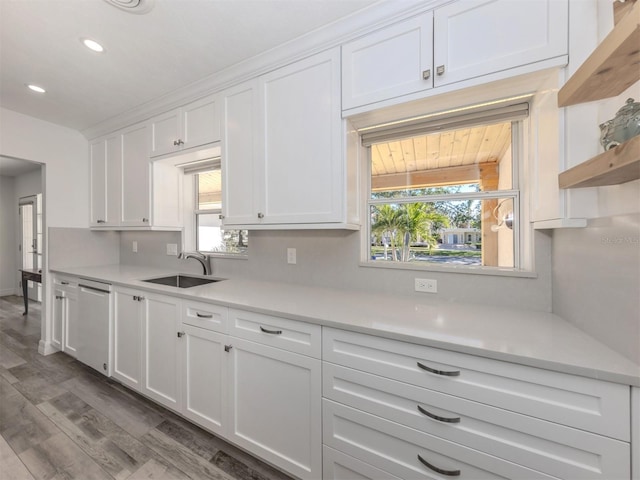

left=195, top=169, right=248, bottom=255
left=364, top=99, right=527, bottom=270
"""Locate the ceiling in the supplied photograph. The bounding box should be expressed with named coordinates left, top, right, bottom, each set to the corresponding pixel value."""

left=371, top=122, right=512, bottom=191
left=0, top=0, right=378, bottom=133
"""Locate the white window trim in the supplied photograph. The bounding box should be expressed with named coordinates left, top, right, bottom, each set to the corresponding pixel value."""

left=359, top=115, right=534, bottom=277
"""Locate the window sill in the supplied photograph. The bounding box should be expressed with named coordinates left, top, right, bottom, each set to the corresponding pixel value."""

left=203, top=252, right=248, bottom=260
left=359, top=260, right=537, bottom=278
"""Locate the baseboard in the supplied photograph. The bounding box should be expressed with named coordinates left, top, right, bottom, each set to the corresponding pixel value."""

left=38, top=340, right=59, bottom=356
left=0, top=288, right=19, bottom=297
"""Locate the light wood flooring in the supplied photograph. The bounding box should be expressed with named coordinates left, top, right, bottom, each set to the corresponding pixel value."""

left=0, top=295, right=294, bottom=480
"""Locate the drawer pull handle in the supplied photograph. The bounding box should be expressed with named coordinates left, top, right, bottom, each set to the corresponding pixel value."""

left=196, top=312, right=213, bottom=319
left=61, top=281, right=69, bottom=285
left=417, top=454, right=460, bottom=477
left=417, top=405, right=460, bottom=424
left=260, top=326, right=282, bottom=335
left=417, top=361, right=460, bottom=377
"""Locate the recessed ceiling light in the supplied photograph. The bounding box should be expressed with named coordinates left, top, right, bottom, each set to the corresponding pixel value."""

left=82, top=38, right=105, bottom=53
left=27, top=84, right=46, bottom=93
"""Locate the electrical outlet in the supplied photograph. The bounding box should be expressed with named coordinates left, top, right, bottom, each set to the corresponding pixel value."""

left=415, top=278, right=437, bottom=293
left=132, top=241, right=138, bottom=253
left=287, top=247, right=297, bottom=264
left=166, top=243, right=178, bottom=256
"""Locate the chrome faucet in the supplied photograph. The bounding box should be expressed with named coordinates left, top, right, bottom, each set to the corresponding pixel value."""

left=178, top=251, right=211, bottom=275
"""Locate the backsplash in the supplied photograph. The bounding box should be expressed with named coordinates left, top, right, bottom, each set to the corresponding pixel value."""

left=552, top=213, right=640, bottom=364
left=119, top=229, right=553, bottom=312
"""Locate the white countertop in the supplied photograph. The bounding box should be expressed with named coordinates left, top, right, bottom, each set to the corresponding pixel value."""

left=51, top=264, right=640, bottom=386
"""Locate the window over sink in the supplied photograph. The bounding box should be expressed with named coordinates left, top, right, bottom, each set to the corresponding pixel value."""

left=361, top=97, right=530, bottom=272
left=194, top=168, right=248, bottom=256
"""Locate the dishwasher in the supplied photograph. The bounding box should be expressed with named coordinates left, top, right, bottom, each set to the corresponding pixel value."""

left=77, top=278, right=112, bottom=376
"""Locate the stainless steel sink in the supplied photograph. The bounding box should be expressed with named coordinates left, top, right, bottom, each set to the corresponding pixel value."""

left=142, top=275, right=223, bottom=288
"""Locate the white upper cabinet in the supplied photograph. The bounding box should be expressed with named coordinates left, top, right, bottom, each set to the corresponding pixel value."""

left=221, top=79, right=261, bottom=226
left=149, top=95, right=220, bottom=158
left=120, top=123, right=151, bottom=227
left=89, top=121, right=183, bottom=230
left=222, top=48, right=356, bottom=228
left=342, top=12, right=434, bottom=110
left=433, top=0, right=569, bottom=87
left=342, top=0, right=568, bottom=112
left=89, top=134, right=120, bottom=227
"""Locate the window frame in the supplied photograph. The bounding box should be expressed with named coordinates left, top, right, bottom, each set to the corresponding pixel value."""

left=361, top=119, right=532, bottom=276
left=192, top=171, right=248, bottom=258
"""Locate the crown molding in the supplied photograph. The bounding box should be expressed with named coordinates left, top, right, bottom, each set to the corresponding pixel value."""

left=82, top=0, right=447, bottom=140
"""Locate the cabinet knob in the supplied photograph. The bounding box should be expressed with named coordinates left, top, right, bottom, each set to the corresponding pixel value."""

left=224, top=344, right=233, bottom=352
left=96, top=219, right=106, bottom=224
left=173, top=139, right=184, bottom=146
left=142, top=218, right=149, bottom=223
left=257, top=212, right=264, bottom=219
left=177, top=331, right=185, bottom=338
left=55, top=295, right=64, bottom=300
left=219, top=214, right=225, bottom=220
left=436, top=65, right=445, bottom=76
left=422, top=69, right=431, bottom=80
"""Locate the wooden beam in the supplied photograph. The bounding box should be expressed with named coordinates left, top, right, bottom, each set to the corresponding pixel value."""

left=558, top=0, right=640, bottom=107
left=371, top=163, right=497, bottom=191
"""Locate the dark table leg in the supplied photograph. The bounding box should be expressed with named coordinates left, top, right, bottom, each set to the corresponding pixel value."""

left=22, top=275, right=28, bottom=315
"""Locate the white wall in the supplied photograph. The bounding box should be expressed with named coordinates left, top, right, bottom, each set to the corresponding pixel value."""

left=0, top=175, right=17, bottom=296
left=551, top=3, right=640, bottom=363
left=0, top=108, right=88, bottom=228
left=0, top=107, right=88, bottom=355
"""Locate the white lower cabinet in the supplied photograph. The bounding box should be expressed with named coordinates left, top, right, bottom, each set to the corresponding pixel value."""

left=112, top=287, right=181, bottom=410
left=322, top=328, right=632, bottom=480
left=226, top=336, right=322, bottom=480
left=51, top=276, right=79, bottom=356
left=181, top=301, right=228, bottom=436
left=323, top=446, right=401, bottom=480
left=142, top=293, right=182, bottom=410
left=112, top=287, right=144, bottom=389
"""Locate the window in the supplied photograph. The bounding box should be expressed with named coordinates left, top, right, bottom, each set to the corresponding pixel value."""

left=363, top=99, right=528, bottom=270
left=195, top=169, right=248, bottom=255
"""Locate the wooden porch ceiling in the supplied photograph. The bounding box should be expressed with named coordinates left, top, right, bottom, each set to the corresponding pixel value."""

left=371, top=122, right=511, bottom=191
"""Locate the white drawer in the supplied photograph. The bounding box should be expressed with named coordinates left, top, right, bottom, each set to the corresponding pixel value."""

left=182, top=300, right=228, bottom=333
left=323, top=400, right=559, bottom=480
left=323, top=446, right=401, bottom=480
left=53, top=275, right=78, bottom=291
left=323, top=328, right=630, bottom=440
left=229, top=308, right=321, bottom=358
left=324, top=363, right=630, bottom=480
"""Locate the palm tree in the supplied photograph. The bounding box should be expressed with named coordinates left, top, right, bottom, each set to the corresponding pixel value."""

left=371, top=205, right=402, bottom=261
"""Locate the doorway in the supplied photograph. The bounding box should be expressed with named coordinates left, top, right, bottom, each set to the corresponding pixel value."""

left=19, top=194, right=42, bottom=302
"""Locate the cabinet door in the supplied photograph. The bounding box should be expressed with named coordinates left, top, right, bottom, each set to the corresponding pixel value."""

left=120, top=123, right=150, bottom=226
left=227, top=337, right=321, bottom=480
left=342, top=12, right=433, bottom=110
left=221, top=80, right=261, bottom=225
left=143, top=293, right=181, bottom=410
left=260, top=48, right=343, bottom=224
left=182, top=95, right=220, bottom=149
left=181, top=324, right=226, bottom=436
left=89, top=139, right=107, bottom=226
left=433, top=0, right=568, bottom=87
left=149, top=109, right=181, bottom=157
left=112, top=288, right=143, bottom=390
left=51, top=288, right=64, bottom=351
left=63, top=292, right=79, bottom=358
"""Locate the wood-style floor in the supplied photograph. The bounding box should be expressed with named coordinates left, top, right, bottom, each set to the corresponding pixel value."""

left=0, top=295, right=294, bottom=480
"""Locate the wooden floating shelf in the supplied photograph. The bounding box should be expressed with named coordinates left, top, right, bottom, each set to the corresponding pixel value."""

left=558, top=0, right=640, bottom=107
left=559, top=135, right=640, bottom=188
